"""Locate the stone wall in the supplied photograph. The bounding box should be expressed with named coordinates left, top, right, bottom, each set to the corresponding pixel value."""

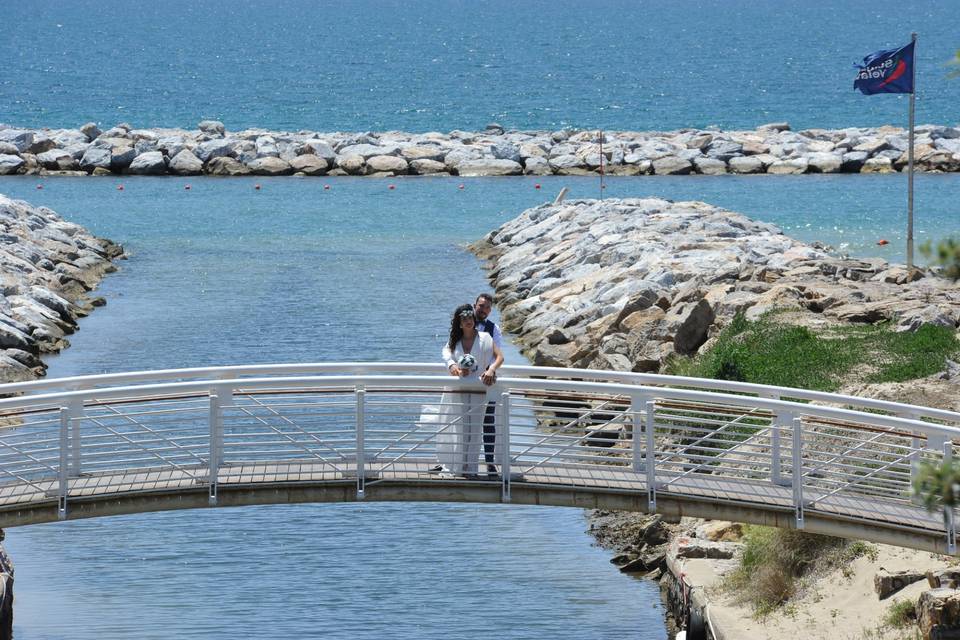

left=2, top=121, right=959, bottom=177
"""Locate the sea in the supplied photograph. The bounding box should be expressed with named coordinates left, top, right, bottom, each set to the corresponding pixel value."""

left=1, top=1, right=959, bottom=638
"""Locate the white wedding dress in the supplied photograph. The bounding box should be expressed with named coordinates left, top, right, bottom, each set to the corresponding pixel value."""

left=436, top=332, right=495, bottom=475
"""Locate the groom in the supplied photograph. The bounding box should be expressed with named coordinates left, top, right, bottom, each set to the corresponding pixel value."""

left=473, top=293, right=503, bottom=475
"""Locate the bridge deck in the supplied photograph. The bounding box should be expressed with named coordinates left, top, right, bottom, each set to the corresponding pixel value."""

left=0, top=460, right=941, bottom=536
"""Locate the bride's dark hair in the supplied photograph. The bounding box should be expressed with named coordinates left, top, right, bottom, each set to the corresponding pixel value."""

left=447, top=304, right=475, bottom=351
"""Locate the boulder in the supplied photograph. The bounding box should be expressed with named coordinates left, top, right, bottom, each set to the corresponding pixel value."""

left=896, top=305, right=956, bottom=332
left=861, top=156, right=894, bottom=173
left=198, top=120, right=226, bottom=137
left=0, top=155, right=24, bottom=175
left=80, top=122, right=101, bottom=140
left=338, top=144, right=398, bottom=159
left=204, top=157, right=251, bottom=176
left=247, top=157, right=293, bottom=176
left=874, top=569, right=925, bottom=599
left=336, top=154, right=366, bottom=175
left=108, top=146, right=137, bottom=171
left=652, top=156, right=693, bottom=175
left=767, top=158, right=808, bottom=174
left=456, top=159, right=523, bottom=176
left=168, top=150, right=204, bottom=175
left=672, top=537, right=737, bottom=560
left=667, top=299, right=715, bottom=355
left=195, top=138, right=238, bottom=162
left=366, top=155, right=408, bottom=175
left=36, top=149, right=74, bottom=170
left=0, top=130, right=34, bottom=153
left=409, top=159, right=447, bottom=175
left=523, top=156, right=552, bottom=175
left=126, top=151, right=167, bottom=175
left=728, top=155, right=765, bottom=174
left=289, top=154, right=328, bottom=176
left=303, top=140, right=337, bottom=163
left=401, top=145, right=446, bottom=162
left=693, top=157, right=727, bottom=175
left=918, top=588, right=960, bottom=640
left=694, top=521, right=744, bottom=542
left=79, top=147, right=112, bottom=172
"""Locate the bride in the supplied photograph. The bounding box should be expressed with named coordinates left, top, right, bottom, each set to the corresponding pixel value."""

left=435, top=304, right=503, bottom=477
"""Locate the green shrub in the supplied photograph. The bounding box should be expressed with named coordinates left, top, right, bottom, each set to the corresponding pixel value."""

left=883, top=598, right=918, bottom=629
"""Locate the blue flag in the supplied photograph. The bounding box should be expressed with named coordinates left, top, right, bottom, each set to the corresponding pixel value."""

left=854, top=41, right=915, bottom=94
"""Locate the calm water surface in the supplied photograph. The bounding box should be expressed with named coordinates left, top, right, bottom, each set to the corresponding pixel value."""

left=2, top=0, right=958, bottom=131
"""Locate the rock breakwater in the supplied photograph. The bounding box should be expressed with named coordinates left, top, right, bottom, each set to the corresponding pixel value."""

left=470, top=198, right=960, bottom=372
left=2, top=121, right=960, bottom=177
left=0, top=194, right=123, bottom=382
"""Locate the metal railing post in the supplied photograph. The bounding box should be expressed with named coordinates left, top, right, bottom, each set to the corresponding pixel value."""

left=208, top=393, right=222, bottom=506
left=645, top=400, right=657, bottom=512
left=356, top=385, right=365, bottom=499
left=631, top=393, right=644, bottom=474
left=945, top=441, right=957, bottom=554
left=792, top=416, right=805, bottom=529
left=58, top=407, right=69, bottom=520
left=68, top=397, right=83, bottom=477
left=772, top=409, right=790, bottom=487
left=499, top=391, right=511, bottom=503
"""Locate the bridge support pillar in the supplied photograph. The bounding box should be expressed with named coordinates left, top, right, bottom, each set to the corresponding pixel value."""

left=945, top=441, right=957, bottom=554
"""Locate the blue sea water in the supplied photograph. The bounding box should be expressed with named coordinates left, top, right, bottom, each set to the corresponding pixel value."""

left=1, top=1, right=960, bottom=638
left=2, top=0, right=959, bottom=132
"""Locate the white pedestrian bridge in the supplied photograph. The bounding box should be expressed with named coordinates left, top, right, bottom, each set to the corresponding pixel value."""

left=0, top=363, right=956, bottom=554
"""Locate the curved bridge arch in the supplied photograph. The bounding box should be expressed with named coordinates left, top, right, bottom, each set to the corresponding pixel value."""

left=0, top=363, right=956, bottom=554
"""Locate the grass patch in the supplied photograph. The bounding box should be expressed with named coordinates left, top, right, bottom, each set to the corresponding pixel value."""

left=883, top=598, right=918, bottom=629
left=724, top=525, right=877, bottom=617
left=667, top=313, right=960, bottom=392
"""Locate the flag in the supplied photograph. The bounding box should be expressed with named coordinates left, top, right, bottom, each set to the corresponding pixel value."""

left=854, top=41, right=914, bottom=95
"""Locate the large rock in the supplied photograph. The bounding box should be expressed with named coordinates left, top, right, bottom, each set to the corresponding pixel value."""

left=0, top=130, right=34, bottom=153
left=79, top=147, right=112, bottom=172
left=126, top=151, right=167, bottom=175
left=205, top=157, right=251, bottom=176
left=409, top=158, right=447, bottom=175
left=457, top=159, right=523, bottom=176
left=652, top=156, right=692, bottom=175
left=195, top=138, right=238, bottom=162
left=247, top=157, right=293, bottom=176
left=0, top=155, right=24, bottom=175
left=303, top=140, right=337, bottom=163
left=919, top=588, right=960, bottom=639
left=168, top=150, right=204, bottom=175
left=289, top=155, right=328, bottom=176
left=80, top=122, right=101, bottom=140
left=874, top=569, right=925, bottom=599
left=668, top=299, right=715, bottom=355
left=198, top=120, right=226, bottom=137
left=366, top=155, right=408, bottom=175
left=728, top=155, right=765, bottom=174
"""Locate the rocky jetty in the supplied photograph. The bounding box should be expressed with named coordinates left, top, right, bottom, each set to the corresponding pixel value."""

left=2, top=121, right=960, bottom=178
left=0, top=194, right=123, bottom=382
left=470, top=198, right=960, bottom=372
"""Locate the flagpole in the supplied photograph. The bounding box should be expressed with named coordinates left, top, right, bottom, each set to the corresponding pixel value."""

left=907, top=32, right=917, bottom=270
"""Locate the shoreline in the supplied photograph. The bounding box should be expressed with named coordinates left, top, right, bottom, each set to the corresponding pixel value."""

left=2, top=121, right=960, bottom=179
left=0, top=194, right=124, bottom=382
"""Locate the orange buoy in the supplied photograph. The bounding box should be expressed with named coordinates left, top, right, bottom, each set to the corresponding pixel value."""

left=877, top=239, right=889, bottom=246
left=254, top=184, right=261, bottom=190
left=36, top=184, right=43, bottom=190
left=458, top=184, right=465, bottom=190
left=184, top=184, right=191, bottom=190
left=534, top=183, right=541, bottom=190
left=117, top=184, right=124, bottom=191
left=324, top=184, right=330, bottom=190
left=388, top=184, right=396, bottom=190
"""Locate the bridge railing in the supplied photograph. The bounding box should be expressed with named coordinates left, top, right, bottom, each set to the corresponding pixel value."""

left=0, top=365, right=956, bottom=551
